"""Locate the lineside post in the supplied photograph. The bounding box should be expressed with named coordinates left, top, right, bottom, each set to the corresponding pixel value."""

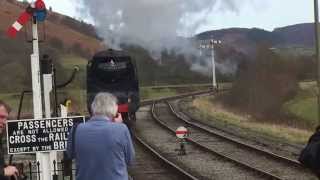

left=314, top=0, right=320, bottom=126
left=31, top=14, right=50, bottom=180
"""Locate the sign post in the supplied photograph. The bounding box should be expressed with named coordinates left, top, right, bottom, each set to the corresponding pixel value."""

left=42, top=55, right=59, bottom=178
left=314, top=0, right=320, bottom=126
left=6, top=116, right=85, bottom=154
left=175, top=126, right=188, bottom=155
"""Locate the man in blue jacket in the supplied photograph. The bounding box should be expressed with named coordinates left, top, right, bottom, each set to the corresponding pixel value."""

left=67, top=93, right=135, bottom=180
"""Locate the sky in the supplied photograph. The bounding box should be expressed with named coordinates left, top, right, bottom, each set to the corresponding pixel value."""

left=39, top=0, right=314, bottom=33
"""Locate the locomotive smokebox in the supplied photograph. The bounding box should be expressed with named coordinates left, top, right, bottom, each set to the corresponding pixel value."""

left=87, top=49, right=140, bottom=131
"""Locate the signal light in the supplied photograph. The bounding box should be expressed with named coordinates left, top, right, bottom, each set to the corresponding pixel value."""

left=35, top=9, right=47, bottom=22
left=35, top=0, right=47, bottom=22
left=35, top=0, right=45, bottom=10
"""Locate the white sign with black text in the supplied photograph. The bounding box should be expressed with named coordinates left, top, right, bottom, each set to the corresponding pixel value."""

left=6, top=116, right=85, bottom=154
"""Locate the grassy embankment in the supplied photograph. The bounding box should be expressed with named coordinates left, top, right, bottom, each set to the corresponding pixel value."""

left=283, top=81, right=318, bottom=129
left=189, top=82, right=318, bottom=144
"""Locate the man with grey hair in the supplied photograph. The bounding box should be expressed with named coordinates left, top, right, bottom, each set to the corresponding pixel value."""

left=67, top=93, right=134, bottom=180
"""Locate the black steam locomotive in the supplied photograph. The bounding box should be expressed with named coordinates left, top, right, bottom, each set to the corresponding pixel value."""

left=87, top=49, right=140, bottom=131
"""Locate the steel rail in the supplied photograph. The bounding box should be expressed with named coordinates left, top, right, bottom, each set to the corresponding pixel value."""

left=151, top=102, right=283, bottom=180
left=167, top=101, right=303, bottom=167
left=133, top=134, right=200, bottom=180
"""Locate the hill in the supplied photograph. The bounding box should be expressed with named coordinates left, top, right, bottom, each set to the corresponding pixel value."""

left=274, top=23, right=314, bottom=47
left=0, top=0, right=212, bottom=93
left=0, top=0, right=103, bottom=53
left=0, top=0, right=107, bottom=92
left=197, top=23, right=315, bottom=56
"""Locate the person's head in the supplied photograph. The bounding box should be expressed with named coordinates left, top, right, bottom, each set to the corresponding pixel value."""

left=91, top=93, right=118, bottom=119
left=0, top=100, right=10, bottom=134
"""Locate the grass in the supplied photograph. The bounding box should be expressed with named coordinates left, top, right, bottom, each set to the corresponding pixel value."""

left=140, top=87, right=177, bottom=100
left=284, top=97, right=317, bottom=127
left=0, top=87, right=181, bottom=117
left=283, top=81, right=318, bottom=129
left=60, top=54, right=88, bottom=69
left=191, top=96, right=312, bottom=144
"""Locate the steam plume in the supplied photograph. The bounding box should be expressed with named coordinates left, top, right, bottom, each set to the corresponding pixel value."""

left=77, top=0, right=253, bottom=74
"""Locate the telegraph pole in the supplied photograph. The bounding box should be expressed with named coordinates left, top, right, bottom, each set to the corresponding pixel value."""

left=314, top=0, right=320, bottom=125
left=199, top=38, right=222, bottom=89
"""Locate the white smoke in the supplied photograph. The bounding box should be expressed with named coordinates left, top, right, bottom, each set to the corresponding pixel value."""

left=191, top=56, right=237, bottom=76
left=77, top=0, right=254, bottom=74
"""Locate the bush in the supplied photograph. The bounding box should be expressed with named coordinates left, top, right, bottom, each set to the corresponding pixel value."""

left=224, top=45, right=299, bottom=119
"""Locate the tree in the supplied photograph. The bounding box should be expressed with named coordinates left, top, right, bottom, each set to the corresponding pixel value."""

left=225, top=44, right=299, bottom=119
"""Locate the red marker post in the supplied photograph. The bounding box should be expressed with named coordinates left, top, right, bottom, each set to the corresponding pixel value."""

left=175, top=126, right=188, bottom=155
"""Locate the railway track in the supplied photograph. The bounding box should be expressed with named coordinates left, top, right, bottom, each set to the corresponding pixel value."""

left=137, top=104, right=276, bottom=179
left=176, top=98, right=304, bottom=159
left=130, top=134, right=198, bottom=180
left=152, top=101, right=317, bottom=180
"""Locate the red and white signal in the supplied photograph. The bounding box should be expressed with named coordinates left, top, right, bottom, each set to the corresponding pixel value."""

left=6, top=0, right=46, bottom=38
left=7, top=11, right=31, bottom=38
left=176, top=126, right=188, bottom=139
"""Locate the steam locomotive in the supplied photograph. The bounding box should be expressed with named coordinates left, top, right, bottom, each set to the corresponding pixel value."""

left=87, top=49, right=140, bottom=132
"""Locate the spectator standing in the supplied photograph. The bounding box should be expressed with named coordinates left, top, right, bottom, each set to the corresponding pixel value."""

left=67, top=93, right=134, bottom=180
left=0, top=101, right=19, bottom=180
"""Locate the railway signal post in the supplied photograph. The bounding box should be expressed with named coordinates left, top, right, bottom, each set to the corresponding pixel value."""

left=199, top=38, right=222, bottom=89
left=7, top=1, right=52, bottom=179
left=30, top=3, right=52, bottom=180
